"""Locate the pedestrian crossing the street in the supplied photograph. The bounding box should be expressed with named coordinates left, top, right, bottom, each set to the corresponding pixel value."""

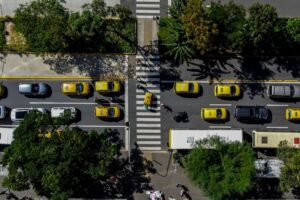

left=135, top=54, right=161, bottom=151
left=136, top=0, right=161, bottom=19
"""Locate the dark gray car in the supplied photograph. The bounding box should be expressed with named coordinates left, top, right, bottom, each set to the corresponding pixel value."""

left=19, top=83, right=48, bottom=96
left=234, top=106, right=269, bottom=123
left=267, top=85, right=300, bottom=98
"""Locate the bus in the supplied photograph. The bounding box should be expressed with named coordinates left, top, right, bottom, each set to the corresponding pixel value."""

left=168, top=129, right=243, bottom=150
left=0, top=127, right=15, bottom=145
left=252, top=131, right=300, bottom=148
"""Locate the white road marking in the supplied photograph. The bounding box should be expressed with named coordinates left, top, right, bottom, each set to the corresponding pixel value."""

left=30, top=102, right=97, bottom=105
left=136, top=4, right=160, bottom=8
left=209, top=104, right=232, bottom=107
left=137, top=112, right=161, bottom=116
left=137, top=123, right=161, bottom=128
left=137, top=135, right=161, bottom=139
left=136, top=54, right=160, bottom=59
left=136, top=89, right=160, bottom=93
left=137, top=94, right=160, bottom=98
left=136, top=100, right=160, bottom=105
left=136, top=141, right=161, bottom=145
left=161, top=80, right=300, bottom=84
left=137, top=106, right=160, bottom=111
left=267, top=104, right=289, bottom=107
left=137, top=77, right=160, bottom=82
left=209, top=126, right=231, bottom=129
left=137, top=118, right=161, bottom=122
left=0, top=125, right=18, bottom=127
left=70, top=125, right=126, bottom=128
left=136, top=10, right=160, bottom=14
left=137, top=129, right=161, bottom=133
left=139, top=146, right=162, bottom=151
left=136, top=0, right=160, bottom=2
left=137, top=15, right=157, bottom=19
left=136, top=72, right=160, bottom=76
left=136, top=66, right=160, bottom=71
left=266, top=126, right=289, bottom=129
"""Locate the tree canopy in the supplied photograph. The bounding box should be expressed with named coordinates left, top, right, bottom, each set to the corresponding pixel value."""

left=2, top=111, right=123, bottom=199
left=184, top=136, right=255, bottom=200
left=287, top=18, right=300, bottom=42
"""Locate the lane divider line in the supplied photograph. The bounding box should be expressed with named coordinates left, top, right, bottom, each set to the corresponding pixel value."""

left=209, top=126, right=231, bottom=129
left=209, top=104, right=232, bottom=107
left=266, top=126, right=289, bottom=129
left=267, top=104, right=289, bottom=107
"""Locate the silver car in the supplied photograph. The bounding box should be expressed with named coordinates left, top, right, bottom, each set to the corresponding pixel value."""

left=267, top=85, right=300, bottom=98
left=0, top=106, right=7, bottom=119
left=19, top=83, right=48, bottom=96
left=10, top=108, right=46, bottom=122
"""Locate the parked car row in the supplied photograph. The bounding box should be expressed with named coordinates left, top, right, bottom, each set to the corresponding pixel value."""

left=174, top=81, right=300, bottom=99
left=0, top=105, right=122, bottom=122
left=0, top=81, right=122, bottom=98
left=201, top=106, right=300, bottom=123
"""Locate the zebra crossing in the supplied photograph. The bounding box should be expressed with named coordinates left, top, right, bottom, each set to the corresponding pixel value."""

left=136, top=0, right=161, bottom=19
left=135, top=54, right=161, bottom=151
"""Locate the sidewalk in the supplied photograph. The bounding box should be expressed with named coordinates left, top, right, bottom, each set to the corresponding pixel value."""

left=0, top=53, right=128, bottom=79
left=133, top=152, right=208, bottom=200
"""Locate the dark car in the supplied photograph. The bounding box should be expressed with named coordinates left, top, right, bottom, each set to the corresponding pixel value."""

left=19, top=83, right=48, bottom=96
left=234, top=106, right=269, bottom=123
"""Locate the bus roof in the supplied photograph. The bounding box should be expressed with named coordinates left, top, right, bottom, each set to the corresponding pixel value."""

left=169, top=129, right=243, bottom=150
left=253, top=131, right=300, bottom=148
left=0, top=127, right=15, bottom=145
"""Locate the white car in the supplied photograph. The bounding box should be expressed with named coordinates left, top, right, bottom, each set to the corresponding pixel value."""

left=10, top=108, right=46, bottom=122
left=51, top=107, right=77, bottom=119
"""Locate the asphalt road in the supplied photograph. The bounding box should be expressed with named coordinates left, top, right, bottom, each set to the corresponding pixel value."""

left=0, top=80, right=126, bottom=140
left=160, top=81, right=300, bottom=149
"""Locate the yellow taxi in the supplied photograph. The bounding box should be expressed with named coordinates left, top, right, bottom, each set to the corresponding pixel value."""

left=38, top=129, right=63, bottom=139
left=0, top=85, right=5, bottom=97
left=214, top=84, right=241, bottom=97
left=61, top=82, right=90, bottom=96
left=286, top=108, right=300, bottom=121
left=95, top=106, right=121, bottom=119
left=144, top=92, right=153, bottom=107
left=95, top=81, right=121, bottom=93
left=174, top=82, right=199, bottom=94
left=201, top=107, right=227, bottom=120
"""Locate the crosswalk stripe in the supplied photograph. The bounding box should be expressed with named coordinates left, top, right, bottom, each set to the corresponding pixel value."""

left=136, top=0, right=160, bottom=2
left=136, top=100, right=160, bottom=105
left=137, top=135, right=161, bottom=139
left=136, top=84, right=160, bottom=89
left=137, top=106, right=160, bottom=111
left=137, top=129, right=161, bottom=133
left=136, top=54, right=160, bottom=59
left=136, top=141, right=161, bottom=145
left=137, top=60, right=160, bottom=65
left=136, top=4, right=160, bottom=8
left=137, top=118, right=161, bottom=122
left=137, top=15, right=157, bottom=18
left=137, top=112, right=161, bottom=116
left=136, top=89, right=160, bottom=93
left=136, top=10, right=160, bottom=14
left=139, top=146, right=162, bottom=151
left=137, top=124, right=161, bottom=128
left=137, top=77, right=160, bottom=82
left=136, top=72, right=160, bottom=76
left=137, top=94, right=160, bottom=98
left=136, top=67, right=160, bottom=71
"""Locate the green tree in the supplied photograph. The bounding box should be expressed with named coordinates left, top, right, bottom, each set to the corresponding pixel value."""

left=277, top=141, right=300, bottom=192
left=209, top=1, right=246, bottom=52
left=2, top=111, right=123, bottom=199
left=14, top=0, right=69, bottom=52
left=168, top=0, right=187, bottom=20
left=185, top=136, right=255, bottom=200
left=286, top=18, right=300, bottom=42
left=181, top=0, right=219, bottom=55
left=244, top=3, right=278, bottom=55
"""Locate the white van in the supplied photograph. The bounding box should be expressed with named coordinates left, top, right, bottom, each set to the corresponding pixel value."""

left=51, top=107, right=77, bottom=119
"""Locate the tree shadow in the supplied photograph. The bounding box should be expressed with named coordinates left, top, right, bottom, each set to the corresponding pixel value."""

left=240, top=83, right=266, bottom=100
left=273, top=56, right=300, bottom=78
left=42, top=54, right=128, bottom=80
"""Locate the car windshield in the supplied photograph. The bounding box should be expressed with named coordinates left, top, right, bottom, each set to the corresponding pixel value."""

left=216, top=109, right=222, bottom=118
left=32, top=84, right=39, bottom=93
left=188, top=83, right=194, bottom=92
left=230, top=86, right=236, bottom=95
left=76, top=83, right=83, bottom=93
left=258, top=108, right=267, bottom=119
left=108, top=108, right=115, bottom=117
left=108, top=82, right=114, bottom=91
left=16, top=111, right=28, bottom=119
